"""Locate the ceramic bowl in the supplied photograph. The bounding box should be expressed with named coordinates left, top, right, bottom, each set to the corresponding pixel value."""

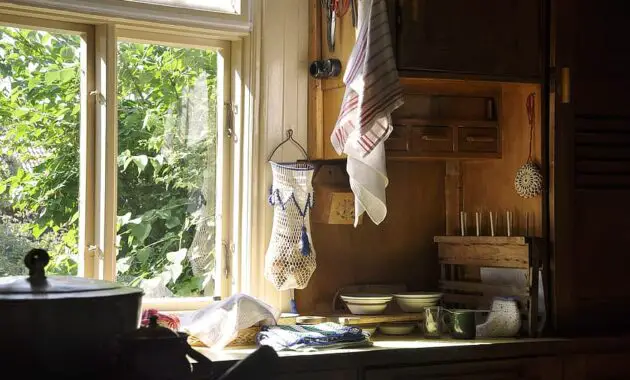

left=378, top=322, right=416, bottom=335
left=393, top=292, right=443, bottom=313
left=344, top=302, right=389, bottom=315
left=340, top=293, right=393, bottom=315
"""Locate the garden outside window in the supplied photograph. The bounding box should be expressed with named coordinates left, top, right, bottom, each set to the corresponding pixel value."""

left=0, top=3, right=241, bottom=310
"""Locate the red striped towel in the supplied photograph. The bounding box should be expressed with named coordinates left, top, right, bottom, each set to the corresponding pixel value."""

left=331, top=0, right=403, bottom=157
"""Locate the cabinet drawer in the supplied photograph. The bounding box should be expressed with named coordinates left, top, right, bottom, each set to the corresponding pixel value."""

left=458, top=127, right=499, bottom=153
left=412, top=126, right=454, bottom=153
left=385, top=126, right=410, bottom=152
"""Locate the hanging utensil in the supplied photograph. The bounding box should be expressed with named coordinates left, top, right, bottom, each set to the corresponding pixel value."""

left=514, top=92, right=544, bottom=199
left=322, top=0, right=335, bottom=52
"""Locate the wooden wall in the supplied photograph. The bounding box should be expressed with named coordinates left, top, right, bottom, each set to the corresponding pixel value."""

left=299, top=2, right=543, bottom=315
left=297, top=162, right=446, bottom=314
left=398, top=78, right=543, bottom=238
left=296, top=78, right=543, bottom=314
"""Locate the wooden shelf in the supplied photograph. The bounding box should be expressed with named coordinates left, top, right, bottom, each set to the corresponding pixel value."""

left=394, top=119, right=499, bottom=128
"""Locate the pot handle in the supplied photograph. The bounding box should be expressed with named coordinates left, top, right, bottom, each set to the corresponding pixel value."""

left=25, top=248, right=49, bottom=287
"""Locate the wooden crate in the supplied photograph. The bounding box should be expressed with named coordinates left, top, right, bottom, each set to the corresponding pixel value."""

left=433, top=236, right=547, bottom=337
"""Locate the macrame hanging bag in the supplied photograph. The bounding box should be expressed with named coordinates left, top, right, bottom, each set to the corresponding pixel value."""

left=264, top=131, right=317, bottom=291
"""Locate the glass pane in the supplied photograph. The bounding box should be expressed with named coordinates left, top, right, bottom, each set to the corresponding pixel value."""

left=116, top=41, right=219, bottom=298
left=122, top=0, right=241, bottom=14
left=0, top=26, right=81, bottom=276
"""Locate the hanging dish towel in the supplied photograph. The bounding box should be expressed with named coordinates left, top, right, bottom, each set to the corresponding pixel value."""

left=330, top=0, right=404, bottom=227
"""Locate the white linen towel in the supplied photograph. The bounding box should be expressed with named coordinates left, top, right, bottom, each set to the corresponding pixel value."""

left=330, top=0, right=404, bottom=227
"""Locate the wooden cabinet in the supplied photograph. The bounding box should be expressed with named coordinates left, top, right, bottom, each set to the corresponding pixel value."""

left=552, top=0, right=630, bottom=335
left=386, top=82, right=501, bottom=159
left=389, top=0, right=542, bottom=81
left=276, top=370, right=357, bottom=380
left=563, top=353, right=630, bottom=380
left=365, top=357, right=561, bottom=380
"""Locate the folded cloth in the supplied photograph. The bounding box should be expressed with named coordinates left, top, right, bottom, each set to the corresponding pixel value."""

left=330, top=0, right=404, bottom=227
left=141, top=308, right=181, bottom=331
left=256, top=323, right=372, bottom=352
left=179, top=293, right=280, bottom=351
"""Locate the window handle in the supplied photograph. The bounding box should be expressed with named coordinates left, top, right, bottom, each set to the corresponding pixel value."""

left=225, top=102, right=238, bottom=143
left=222, top=240, right=233, bottom=279
left=90, top=90, right=106, bottom=105
left=87, top=245, right=104, bottom=260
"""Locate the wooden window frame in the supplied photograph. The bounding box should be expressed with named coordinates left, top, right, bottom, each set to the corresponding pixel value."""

left=0, top=5, right=242, bottom=309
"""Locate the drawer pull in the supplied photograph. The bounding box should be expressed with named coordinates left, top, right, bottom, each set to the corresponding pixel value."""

left=421, top=135, right=450, bottom=142
left=465, top=136, right=495, bottom=143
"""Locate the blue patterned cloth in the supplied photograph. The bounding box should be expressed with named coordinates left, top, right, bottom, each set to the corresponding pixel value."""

left=256, top=322, right=371, bottom=351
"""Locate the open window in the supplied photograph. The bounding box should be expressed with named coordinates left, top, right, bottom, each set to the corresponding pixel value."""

left=0, top=5, right=238, bottom=310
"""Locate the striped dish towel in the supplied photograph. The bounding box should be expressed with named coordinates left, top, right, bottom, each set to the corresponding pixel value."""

left=330, top=0, right=403, bottom=226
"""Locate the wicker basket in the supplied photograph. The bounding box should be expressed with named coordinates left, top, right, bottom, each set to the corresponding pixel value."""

left=188, top=326, right=261, bottom=348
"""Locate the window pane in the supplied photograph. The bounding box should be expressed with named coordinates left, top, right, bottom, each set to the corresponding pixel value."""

left=121, top=0, right=241, bottom=14
left=0, top=26, right=81, bottom=276
left=116, top=41, right=219, bottom=298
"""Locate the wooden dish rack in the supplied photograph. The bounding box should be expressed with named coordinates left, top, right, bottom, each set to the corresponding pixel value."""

left=434, top=236, right=547, bottom=337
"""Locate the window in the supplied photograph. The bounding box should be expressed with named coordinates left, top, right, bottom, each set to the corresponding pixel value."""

left=0, top=26, right=85, bottom=277
left=0, top=4, right=238, bottom=308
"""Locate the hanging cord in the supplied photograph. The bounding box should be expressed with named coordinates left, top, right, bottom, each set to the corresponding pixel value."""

left=526, top=92, right=536, bottom=161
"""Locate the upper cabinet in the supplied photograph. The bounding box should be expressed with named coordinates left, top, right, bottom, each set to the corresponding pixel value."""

left=388, top=0, right=542, bottom=81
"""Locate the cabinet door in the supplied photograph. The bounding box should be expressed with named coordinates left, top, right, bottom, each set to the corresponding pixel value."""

left=564, top=353, right=630, bottom=380
left=276, top=370, right=357, bottom=380
left=394, top=0, right=541, bottom=80
left=365, top=357, right=561, bottom=380
left=552, top=0, right=630, bottom=335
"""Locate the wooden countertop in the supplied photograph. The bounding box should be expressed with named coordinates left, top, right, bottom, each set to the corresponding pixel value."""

left=196, top=332, right=630, bottom=376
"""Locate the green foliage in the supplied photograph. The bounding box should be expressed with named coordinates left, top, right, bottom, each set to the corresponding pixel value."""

left=0, top=27, right=218, bottom=297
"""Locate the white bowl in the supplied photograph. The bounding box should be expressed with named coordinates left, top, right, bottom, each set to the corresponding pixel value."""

left=393, top=292, right=443, bottom=299
left=341, top=293, right=393, bottom=304
left=393, top=292, right=442, bottom=312
left=378, top=322, right=416, bottom=335
left=344, top=302, right=389, bottom=315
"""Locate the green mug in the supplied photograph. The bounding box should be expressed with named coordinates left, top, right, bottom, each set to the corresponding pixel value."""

left=443, top=309, right=478, bottom=340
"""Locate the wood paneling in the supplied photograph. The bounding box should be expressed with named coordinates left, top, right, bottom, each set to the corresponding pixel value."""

left=296, top=162, right=446, bottom=314
left=251, top=0, right=310, bottom=310
left=309, top=1, right=358, bottom=160
left=460, top=83, right=543, bottom=237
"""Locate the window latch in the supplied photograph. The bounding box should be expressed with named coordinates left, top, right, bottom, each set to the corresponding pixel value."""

left=225, top=102, right=238, bottom=143
left=87, top=245, right=104, bottom=260
left=90, top=90, right=106, bottom=106
left=222, top=240, right=233, bottom=279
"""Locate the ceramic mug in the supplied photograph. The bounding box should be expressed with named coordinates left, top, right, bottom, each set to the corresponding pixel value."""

left=443, top=309, right=478, bottom=340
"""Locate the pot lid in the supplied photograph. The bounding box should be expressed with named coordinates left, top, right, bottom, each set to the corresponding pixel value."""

left=0, top=249, right=143, bottom=297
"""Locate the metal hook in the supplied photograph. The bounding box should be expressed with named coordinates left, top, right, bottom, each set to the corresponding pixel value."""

left=267, top=129, right=309, bottom=162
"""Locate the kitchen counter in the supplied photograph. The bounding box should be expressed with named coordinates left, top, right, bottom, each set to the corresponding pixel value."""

left=196, top=332, right=630, bottom=378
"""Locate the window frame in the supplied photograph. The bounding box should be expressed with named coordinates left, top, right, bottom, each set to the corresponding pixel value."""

left=4, top=0, right=251, bottom=35
left=0, top=4, right=241, bottom=308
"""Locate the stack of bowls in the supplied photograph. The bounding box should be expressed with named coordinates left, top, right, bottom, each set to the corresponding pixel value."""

left=340, top=293, right=393, bottom=315
left=392, top=292, right=443, bottom=313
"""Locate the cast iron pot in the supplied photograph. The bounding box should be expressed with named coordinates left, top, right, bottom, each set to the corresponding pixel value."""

left=0, top=248, right=143, bottom=378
